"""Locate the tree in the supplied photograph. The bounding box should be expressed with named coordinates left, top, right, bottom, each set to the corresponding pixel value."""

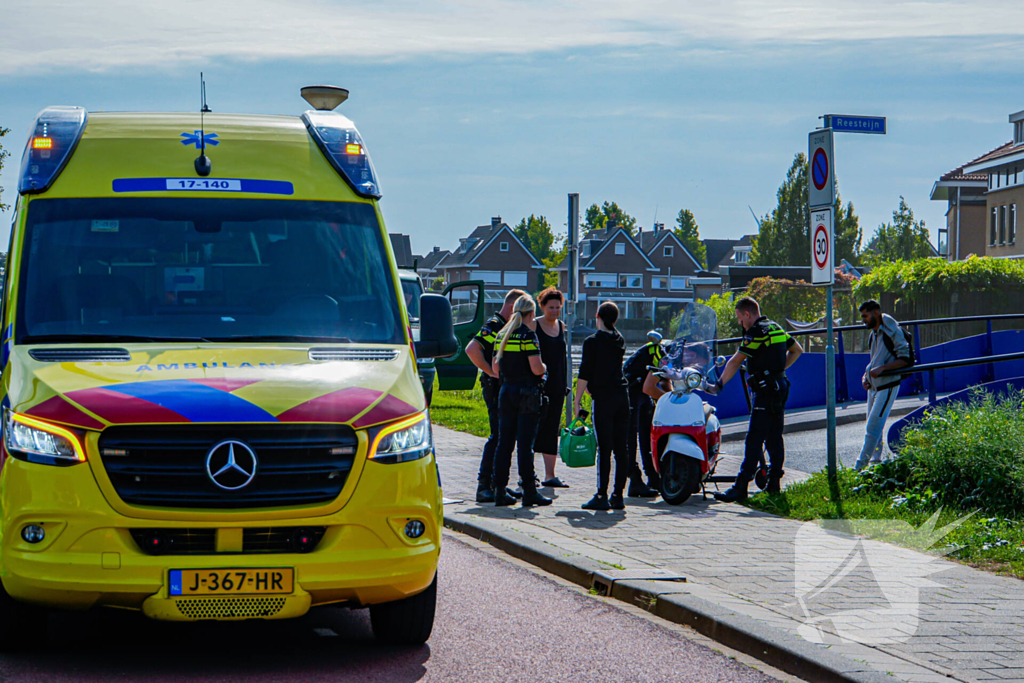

left=863, top=196, right=931, bottom=266
left=0, top=126, right=10, bottom=213
left=583, top=201, right=637, bottom=236
left=750, top=153, right=861, bottom=267
left=513, top=214, right=555, bottom=262
left=674, top=209, right=707, bottom=268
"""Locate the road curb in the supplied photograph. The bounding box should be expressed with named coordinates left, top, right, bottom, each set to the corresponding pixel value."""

left=720, top=403, right=920, bottom=442
left=445, top=512, right=893, bottom=683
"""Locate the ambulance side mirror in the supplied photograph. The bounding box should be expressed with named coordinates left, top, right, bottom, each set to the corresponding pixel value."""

left=415, top=294, right=458, bottom=359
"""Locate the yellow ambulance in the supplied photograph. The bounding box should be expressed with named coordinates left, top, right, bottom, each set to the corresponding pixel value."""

left=0, top=86, right=461, bottom=646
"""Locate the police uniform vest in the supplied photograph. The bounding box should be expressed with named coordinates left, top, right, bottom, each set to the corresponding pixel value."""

left=739, top=317, right=794, bottom=394
left=623, top=341, right=664, bottom=387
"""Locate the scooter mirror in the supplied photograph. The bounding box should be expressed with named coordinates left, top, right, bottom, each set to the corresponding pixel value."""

left=715, top=355, right=727, bottom=368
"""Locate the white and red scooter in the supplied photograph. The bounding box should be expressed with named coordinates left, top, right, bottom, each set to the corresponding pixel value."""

left=649, top=303, right=727, bottom=505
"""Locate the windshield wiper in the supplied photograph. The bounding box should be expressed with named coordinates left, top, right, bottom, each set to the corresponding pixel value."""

left=23, top=334, right=217, bottom=344
left=205, top=335, right=354, bottom=343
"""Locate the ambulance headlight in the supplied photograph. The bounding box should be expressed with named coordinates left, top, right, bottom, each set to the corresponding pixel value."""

left=4, top=411, right=87, bottom=465
left=369, top=413, right=432, bottom=464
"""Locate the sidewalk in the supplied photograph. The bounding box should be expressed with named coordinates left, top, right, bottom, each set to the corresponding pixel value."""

left=436, top=425, right=1024, bottom=683
left=720, top=393, right=934, bottom=442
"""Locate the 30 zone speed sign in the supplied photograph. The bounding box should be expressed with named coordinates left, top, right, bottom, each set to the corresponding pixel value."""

left=811, top=208, right=834, bottom=285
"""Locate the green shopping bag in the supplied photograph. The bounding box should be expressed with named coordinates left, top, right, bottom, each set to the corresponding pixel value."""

left=559, top=417, right=597, bottom=468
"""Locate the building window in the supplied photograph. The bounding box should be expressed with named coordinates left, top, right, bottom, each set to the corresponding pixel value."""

left=1012, top=205, right=1018, bottom=244
left=585, top=273, right=616, bottom=289
left=499, top=241, right=509, bottom=252
left=670, top=276, right=689, bottom=290
left=477, top=270, right=502, bottom=284
left=581, top=242, right=592, bottom=259
left=991, top=208, right=998, bottom=246
left=734, top=250, right=749, bottom=264
left=652, top=276, right=666, bottom=289
left=619, top=273, right=643, bottom=288
left=663, top=245, right=674, bottom=258
left=1016, top=120, right=1024, bottom=145
left=503, top=271, right=527, bottom=286
left=1001, top=206, right=1008, bottom=245
left=614, top=243, right=625, bottom=255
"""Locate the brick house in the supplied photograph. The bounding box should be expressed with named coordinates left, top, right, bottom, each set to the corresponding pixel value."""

left=555, top=224, right=715, bottom=325
left=417, top=246, right=451, bottom=290
left=438, top=217, right=545, bottom=313
left=930, top=152, right=1004, bottom=260
left=959, top=111, right=1024, bottom=258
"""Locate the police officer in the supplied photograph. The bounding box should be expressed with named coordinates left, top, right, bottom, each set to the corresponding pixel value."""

left=466, top=288, right=527, bottom=503
left=706, top=296, right=802, bottom=501
left=622, top=331, right=664, bottom=497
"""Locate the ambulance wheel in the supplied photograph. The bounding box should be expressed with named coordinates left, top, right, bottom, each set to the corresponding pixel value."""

left=370, top=576, right=436, bottom=646
left=0, top=582, right=47, bottom=651
left=661, top=455, right=701, bottom=506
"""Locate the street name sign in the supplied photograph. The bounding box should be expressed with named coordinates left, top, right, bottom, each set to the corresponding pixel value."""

left=811, top=207, right=834, bottom=285
left=823, top=115, right=886, bottom=135
left=808, top=129, right=835, bottom=209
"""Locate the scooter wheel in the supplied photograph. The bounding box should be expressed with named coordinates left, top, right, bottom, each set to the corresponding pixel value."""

left=660, top=455, right=701, bottom=506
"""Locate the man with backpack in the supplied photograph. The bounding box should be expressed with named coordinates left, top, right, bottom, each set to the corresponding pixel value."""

left=856, top=300, right=912, bottom=471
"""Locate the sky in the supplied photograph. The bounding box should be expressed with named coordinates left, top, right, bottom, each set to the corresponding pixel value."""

left=2, top=0, right=1024, bottom=255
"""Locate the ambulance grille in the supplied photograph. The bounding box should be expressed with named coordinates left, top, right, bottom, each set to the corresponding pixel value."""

left=28, top=347, right=131, bottom=363
left=308, top=348, right=398, bottom=361
left=175, top=596, right=287, bottom=620
left=100, top=424, right=357, bottom=509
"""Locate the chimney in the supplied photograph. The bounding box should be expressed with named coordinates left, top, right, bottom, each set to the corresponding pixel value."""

left=433, top=246, right=439, bottom=253
left=491, top=216, right=502, bottom=228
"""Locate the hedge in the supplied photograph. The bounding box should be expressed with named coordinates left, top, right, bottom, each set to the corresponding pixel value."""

left=854, top=256, right=1024, bottom=303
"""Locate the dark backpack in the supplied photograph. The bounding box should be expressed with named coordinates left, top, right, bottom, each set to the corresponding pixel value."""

left=881, top=325, right=915, bottom=367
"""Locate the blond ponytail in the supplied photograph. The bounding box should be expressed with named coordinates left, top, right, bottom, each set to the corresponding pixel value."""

left=495, top=294, right=537, bottom=361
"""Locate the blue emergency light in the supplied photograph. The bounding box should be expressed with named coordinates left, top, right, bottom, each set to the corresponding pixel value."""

left=302, top=110, right=381, bottom=199
left=19, top=106, right=88, bottom=194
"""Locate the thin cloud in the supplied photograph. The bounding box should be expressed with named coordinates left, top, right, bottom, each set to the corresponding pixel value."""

left=4, top=0, right=1024, bottom=74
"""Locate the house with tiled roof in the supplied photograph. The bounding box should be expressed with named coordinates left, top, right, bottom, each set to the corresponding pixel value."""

left=930, top=146, right=1006, bottom=260
left=935, top=108, right=1024, bottom=260
left=416, top=246, right=451, bottom=290
left=703, top=235, right=755, bottom=272
left=554, top=223, right=720, bottom=326
left=437, top=217, right=545, bottom=312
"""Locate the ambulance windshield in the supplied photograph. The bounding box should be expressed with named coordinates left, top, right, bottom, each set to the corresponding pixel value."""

left=17, top=198, right=406, bottom=345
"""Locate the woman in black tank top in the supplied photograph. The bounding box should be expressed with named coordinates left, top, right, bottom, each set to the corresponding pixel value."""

left=534, top=288, right=569, bottom=488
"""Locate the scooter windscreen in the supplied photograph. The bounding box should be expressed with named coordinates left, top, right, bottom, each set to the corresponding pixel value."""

left=660, top=302, right=717, bottom=383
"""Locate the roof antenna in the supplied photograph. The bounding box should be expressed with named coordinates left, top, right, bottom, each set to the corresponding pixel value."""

left=195, top=72, right=212, bottom=177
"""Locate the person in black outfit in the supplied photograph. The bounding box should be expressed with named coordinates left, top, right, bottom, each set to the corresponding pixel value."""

left=707, top=296, right=803, bottom=502
left=534, top=287, right=570, bottom=488
left=491, top=294, right=552, bottom=507
left=622, top=331, right=664, bottom=497
left=465, top=288, right=527, bottom=503
left=573, top=302, right=631, bottom=511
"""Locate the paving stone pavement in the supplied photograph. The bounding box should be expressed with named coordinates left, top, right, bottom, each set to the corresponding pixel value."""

left=435, top=424, right=1024, bottom=683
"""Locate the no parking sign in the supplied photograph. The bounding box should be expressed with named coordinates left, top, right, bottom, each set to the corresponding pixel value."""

left=811, top=208, right=834, bottom=285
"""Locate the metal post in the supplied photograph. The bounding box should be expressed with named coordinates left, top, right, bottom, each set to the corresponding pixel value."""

left=836, top=330, right=849, bottom=403
left=826, top=284, right=837, bottom=478
left=564, top=193, right=579, bottom=427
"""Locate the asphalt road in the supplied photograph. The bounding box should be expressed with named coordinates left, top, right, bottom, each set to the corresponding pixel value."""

left=0, top=534, right=780, bottom=683
left=755, top=416, right=902, bottom=475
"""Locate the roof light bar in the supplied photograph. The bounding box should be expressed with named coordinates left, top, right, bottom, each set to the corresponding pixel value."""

left=19, top=106, right=87, bottom=195
left=302, top=111, right=381, bottom=199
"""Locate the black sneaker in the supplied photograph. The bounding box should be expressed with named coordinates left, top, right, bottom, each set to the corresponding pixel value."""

left=542, top=477, right=570, bottom=488
left=609, top=493, right=625, bottom=510
left=627, top=481, right=658, bottom=498
left=582, top=494, right=611, bottom=511
left=508, top=487, right=523, bottom=499
left=521, top=489, right=553, bottom=507
left=494, top=489, right=518, bottom=506
left=476, top=487, right=496, bottom=504
left=713, top=486, right=748, bottom=503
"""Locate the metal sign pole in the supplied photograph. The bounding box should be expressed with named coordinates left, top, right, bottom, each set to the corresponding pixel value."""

left=564, top=193, right=579, bottom=427
left=826, top=284, right=836, bottom=478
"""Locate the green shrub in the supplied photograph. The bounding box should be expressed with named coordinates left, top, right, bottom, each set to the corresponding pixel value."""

left=855, top=256, right=1024, bottom=303
left=888, top=389, right=1024, bottom=515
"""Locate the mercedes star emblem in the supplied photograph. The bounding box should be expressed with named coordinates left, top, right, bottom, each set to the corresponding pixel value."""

left=206, top=440, right=258, bottom=491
